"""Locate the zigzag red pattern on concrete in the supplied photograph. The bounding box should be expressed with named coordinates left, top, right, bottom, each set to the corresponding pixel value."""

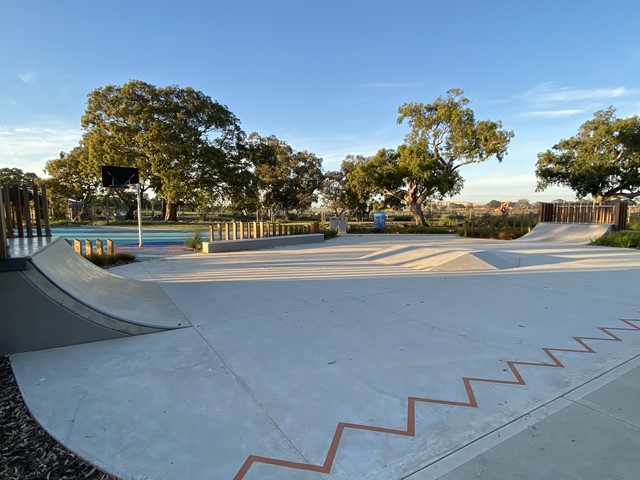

left=233, top=318, right=640, bottom=479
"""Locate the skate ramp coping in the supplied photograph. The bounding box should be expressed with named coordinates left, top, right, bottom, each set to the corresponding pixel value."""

left=0, top=237, right=189, bottom=354
left=516, top=222, right=612, bottom=244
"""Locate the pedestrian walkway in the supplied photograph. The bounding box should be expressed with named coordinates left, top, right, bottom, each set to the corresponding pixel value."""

left=9, top=233, right=640, bottom=479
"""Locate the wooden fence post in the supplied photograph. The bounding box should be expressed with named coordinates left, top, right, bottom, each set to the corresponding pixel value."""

left=73, top=239, right=82, bottom=254
left=614, top=202, right=628, bottom=231
left=85, top=239, right=93, bottom=256
left=33, top=184, right=42, bottom=236
left=232, top=221, right=237, bottom=240
left=96, top=239, right=104, bottom=256
left=21, top=186, right=33, bottom=237
left=107, top=239, right=115, bottom=255
left=224, top=223, right=230, bottom=241
left=12, top=185, right=23, bottom=238
left=2, top=185, right=12, bottom=238
left=209, top=224, right=214, bottom=241
left=41, top=184, right=51, bottom=237
left=0, top=185, right=7, bottom=260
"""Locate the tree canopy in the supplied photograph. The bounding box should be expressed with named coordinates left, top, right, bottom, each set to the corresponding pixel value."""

left=247, top=134, right=324, bottom=218
left=0, top=167, right=39, bottom=186
left=348, top=89, right=513, bottom=225
left=44, top=142, right=100, bottom=220
left=81, top=79, right=247, bottom=221
left=536, top=107, right=640, bottom=200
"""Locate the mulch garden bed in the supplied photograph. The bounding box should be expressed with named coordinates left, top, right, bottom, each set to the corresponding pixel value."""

left=0, top=355, right=118, bottom=480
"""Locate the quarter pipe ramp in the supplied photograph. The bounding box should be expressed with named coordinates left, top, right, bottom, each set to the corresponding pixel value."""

left=0, top=237, right=189, bottom=354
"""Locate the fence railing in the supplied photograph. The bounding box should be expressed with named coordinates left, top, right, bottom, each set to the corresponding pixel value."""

left=208, top=221, right=320, bottom=241
left=1, top=184, right=52, bottom=260
left=537, top=202, right=628, bottom=230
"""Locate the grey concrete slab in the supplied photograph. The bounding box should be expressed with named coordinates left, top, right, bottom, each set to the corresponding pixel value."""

left=574, top=367, right=640, bottom=428
left=9, top=234, right=640, bottom=480
left=11, top=328, right=320, bottom=480
left=432, top=401, right=640, bottom=480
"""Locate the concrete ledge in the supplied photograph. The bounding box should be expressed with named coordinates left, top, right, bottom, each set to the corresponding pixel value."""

left=202, top=233, right=324, bottom=253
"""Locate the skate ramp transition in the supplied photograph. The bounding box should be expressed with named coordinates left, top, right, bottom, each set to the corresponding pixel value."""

left=0, top=237, right=189, bottom=355
left=362, top=246, right=519, bottom=272
left=515, top=222, right=612, bottom=244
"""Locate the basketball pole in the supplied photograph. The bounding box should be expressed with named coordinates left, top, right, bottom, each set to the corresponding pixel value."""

left=136, top=182, right=143, bottom=247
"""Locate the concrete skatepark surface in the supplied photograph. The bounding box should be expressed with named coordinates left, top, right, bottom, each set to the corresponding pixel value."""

left=7, top=223, right=640, bottom=479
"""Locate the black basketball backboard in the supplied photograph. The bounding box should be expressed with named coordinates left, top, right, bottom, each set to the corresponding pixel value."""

left=102, top=166, right=139, bottom=188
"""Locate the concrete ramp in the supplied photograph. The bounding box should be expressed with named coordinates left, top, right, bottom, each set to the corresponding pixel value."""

left=361, top=246, right=445, bottom=265
left=516, top=222, right=612, bottom=244
left=365, top=247, right=518, bottom=272
left=428, top=250, right=518, bottom=272
left=0, top=237, right=189, bottom=354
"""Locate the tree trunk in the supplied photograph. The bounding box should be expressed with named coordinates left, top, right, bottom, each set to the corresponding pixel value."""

left=402, top=186, right=426, bottom=225
left=125, top=203, right=136, bottom=220
left=407, top=199, right=426, bottom=226
left=164, top=201, right=178, bottom=222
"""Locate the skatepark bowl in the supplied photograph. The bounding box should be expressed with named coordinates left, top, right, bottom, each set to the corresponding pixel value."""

left=4, top=222, right=640, bottom=480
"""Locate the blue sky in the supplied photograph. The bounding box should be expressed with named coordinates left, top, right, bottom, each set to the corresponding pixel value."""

left=2, top=0, right=640, bottom=203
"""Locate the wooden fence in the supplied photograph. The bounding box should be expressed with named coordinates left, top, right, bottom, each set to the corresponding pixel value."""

left=71, top=239, right=116, bottom=256
left=208, top=221, right=320, bottom=241
left=537, top=202, right=628, bottom=230
left=1, top=184, right=52, bottom=260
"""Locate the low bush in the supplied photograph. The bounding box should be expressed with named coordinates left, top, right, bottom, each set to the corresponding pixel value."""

left=184, top=230, right=203, bottom=250
left=347, top=224, right=455, bottom=234
left=591, top=231, right=640, bottom=249
left=85, top=252, right=136, bottom=268
left=321, top=228, right=339, bottom=239
left=461, top=225, right=529, bottom=240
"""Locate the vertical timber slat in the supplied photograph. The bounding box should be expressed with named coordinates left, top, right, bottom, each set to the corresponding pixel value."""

left=0, top=185, right=8, bottom=260
left=22, top=186, right=33, bottom=237
left=33, top=184, right=42, bottom=237
left=41, top=184, right=51, bottom=237
left=12, top=185, right=23, bottom=238
left=2, top=185, right=12, bottom=238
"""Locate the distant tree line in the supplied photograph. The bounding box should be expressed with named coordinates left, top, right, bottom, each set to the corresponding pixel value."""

left=3, top=81, right=639, bottom=223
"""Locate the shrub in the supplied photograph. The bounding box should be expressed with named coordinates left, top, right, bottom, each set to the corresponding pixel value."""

left=322, top=228, right=339, bottom=239
left=85, top=252, right=136, bottom=268
left=184, top=230, right=203, bottom=250
left=591, top=231, right=640, bottom=249
left=347, top=224, right=455, bottom=234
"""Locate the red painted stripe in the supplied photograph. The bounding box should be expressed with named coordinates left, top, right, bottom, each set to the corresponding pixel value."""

left=234, top=318, right=640, bottom=479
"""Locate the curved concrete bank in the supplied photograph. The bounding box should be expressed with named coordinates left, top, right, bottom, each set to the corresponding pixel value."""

left=0, top=237, right=189, bottom=355
left=516, top=222, right=612, bottom=243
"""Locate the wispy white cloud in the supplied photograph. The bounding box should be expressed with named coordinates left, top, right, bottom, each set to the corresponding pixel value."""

left=19, top=70, right=39, bottom=86
left=521, top=109, right=585, bottom=119
left=515, top=82, right=639, bottom=122
left=0, top=123, right=81, bottom=175
left=523, top=82, right=635, bottom=103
